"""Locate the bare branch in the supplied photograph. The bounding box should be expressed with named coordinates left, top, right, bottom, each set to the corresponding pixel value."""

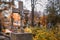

left=36, top=2, right=43, bottom=7
left=34, top=0, right=37, bottom=3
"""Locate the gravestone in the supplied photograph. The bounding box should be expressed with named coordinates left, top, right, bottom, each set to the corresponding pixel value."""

left=11, top=33, right=33, bottom=40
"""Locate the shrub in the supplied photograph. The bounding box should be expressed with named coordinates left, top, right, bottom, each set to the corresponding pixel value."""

left=31, top=27, right=60, bottom=40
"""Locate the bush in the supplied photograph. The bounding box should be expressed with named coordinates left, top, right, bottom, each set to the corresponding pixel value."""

left=31, top=27, right=60, bottom=40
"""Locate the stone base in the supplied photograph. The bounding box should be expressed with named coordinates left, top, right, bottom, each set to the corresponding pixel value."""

left=0, top=36, right=6, bottom=40
left=11, top=33, right=33, bottom=40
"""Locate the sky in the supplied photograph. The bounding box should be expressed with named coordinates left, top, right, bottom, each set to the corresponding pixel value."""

left=15, top=0, right=48, bottom=12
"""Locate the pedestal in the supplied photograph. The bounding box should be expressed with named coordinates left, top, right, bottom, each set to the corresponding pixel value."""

left=0, top=36, right=6, bottom=40
left=11, top=33, right=33, bottom=40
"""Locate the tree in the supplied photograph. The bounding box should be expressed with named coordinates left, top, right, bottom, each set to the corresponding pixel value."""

left=46, top=2, right=57, bottom=26
left=22, top=0, right=44, bottom=26
left=31, top=0, right=43, bottom=26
